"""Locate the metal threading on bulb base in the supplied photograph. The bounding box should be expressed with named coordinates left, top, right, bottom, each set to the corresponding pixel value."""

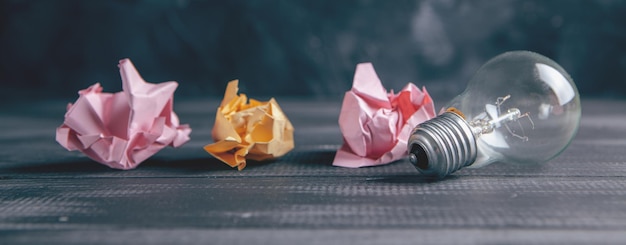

left=408, top=112, right=478, bottom=178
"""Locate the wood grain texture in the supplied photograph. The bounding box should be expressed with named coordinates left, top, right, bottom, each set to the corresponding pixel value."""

left=1, top=99, right=626, bottom=244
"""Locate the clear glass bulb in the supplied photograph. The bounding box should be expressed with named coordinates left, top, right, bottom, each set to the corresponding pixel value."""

left=408, top=51, right=581, bottom=178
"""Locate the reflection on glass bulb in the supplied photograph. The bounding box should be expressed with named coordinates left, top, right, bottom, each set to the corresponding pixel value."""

left=408, top=51, right=581, bottom=178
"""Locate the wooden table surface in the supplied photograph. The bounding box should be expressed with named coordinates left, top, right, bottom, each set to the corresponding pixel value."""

left=1, top=98, right=625, bottom=244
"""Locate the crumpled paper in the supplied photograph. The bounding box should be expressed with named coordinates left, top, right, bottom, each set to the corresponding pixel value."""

left=332, top=63, right=435, bottom=168
left=204, top=80, right=294, bottom=170
left=56, top=59, right=191, bottom=170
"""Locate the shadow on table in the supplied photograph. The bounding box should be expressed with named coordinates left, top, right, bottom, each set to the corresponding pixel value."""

left=142, top=157, right=240, bottom=171
left=3, top=149, right=343, bottom=176
left=368, top=174, right=460, bottom=184
left=284, top=149, right=337, bottom=166
left=1, top=157, right=237, bottom=175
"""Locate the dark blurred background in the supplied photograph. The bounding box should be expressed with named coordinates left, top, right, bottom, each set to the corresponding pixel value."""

left=1, top=0, right=625, bottom=102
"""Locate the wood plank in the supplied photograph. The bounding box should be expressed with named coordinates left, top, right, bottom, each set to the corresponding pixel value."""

left=2, top=176, right=626, bottom=229
left=3, top=229, right=626, bottom=245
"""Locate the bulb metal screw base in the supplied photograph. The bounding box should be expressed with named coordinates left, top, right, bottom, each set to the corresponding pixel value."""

left=408, top=112, right=478, bottom=178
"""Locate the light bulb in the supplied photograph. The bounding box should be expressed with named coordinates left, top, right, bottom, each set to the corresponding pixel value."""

left=408, top=51, right=581, bottom=178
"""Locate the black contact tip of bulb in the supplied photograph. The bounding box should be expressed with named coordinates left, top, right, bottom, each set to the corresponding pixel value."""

left=409, top=144, right=429, bottom=170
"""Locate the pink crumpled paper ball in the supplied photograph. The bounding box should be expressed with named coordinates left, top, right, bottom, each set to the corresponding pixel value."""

left=333, top=63, right=436, bottom=168
left=55, top=59, right=191, bottom=170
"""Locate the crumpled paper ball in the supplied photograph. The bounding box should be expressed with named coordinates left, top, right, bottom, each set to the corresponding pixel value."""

left=56, top=59, right=191, bottom=170
left=332, top=62, right=436, bottom=168
left=204, top=80, right=295, bottom=170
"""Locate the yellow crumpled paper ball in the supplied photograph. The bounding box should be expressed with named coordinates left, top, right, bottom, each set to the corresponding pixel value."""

left=204, top=80, right=295, bottom=170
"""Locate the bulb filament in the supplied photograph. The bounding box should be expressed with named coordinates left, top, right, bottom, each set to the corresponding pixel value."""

left=468, top=95, right=535, bottom=141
